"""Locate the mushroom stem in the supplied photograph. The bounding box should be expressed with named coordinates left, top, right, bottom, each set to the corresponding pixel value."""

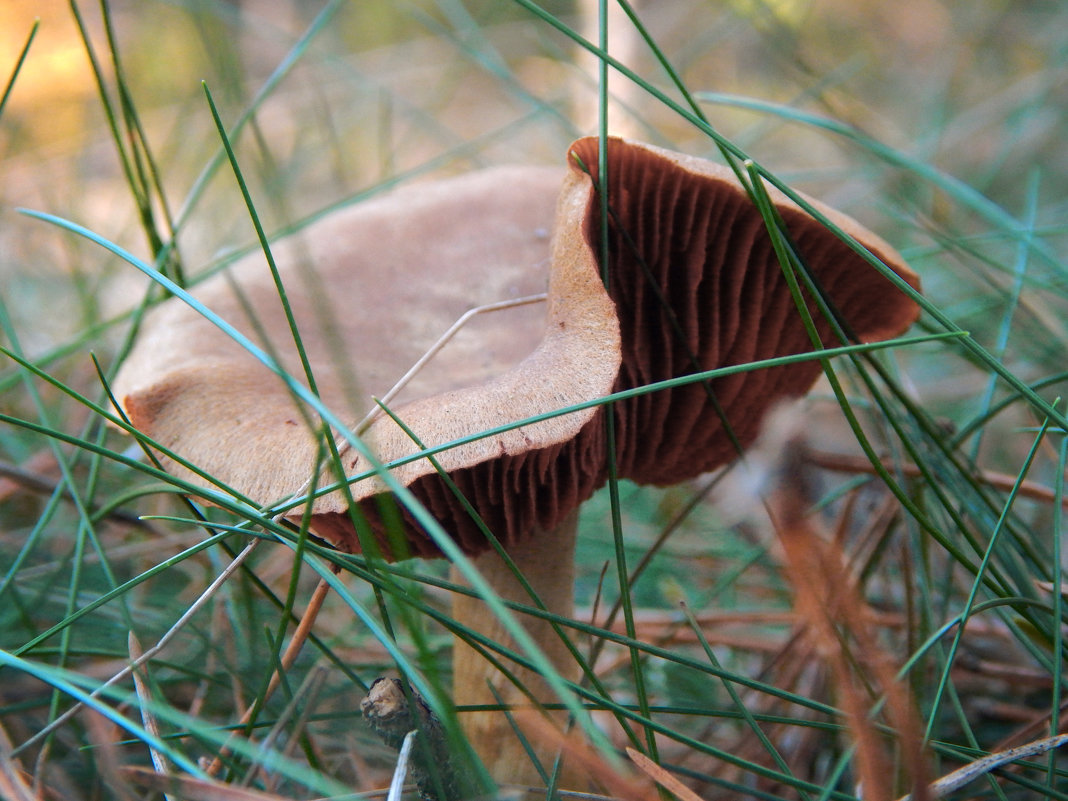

left=451, top=509, right=584, bottom=789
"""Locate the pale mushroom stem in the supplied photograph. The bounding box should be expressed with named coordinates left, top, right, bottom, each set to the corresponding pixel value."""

left=451, top=509, right=585, bottom=789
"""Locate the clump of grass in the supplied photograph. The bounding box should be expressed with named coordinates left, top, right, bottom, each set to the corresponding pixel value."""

left=1, top=1, right=1067, bottom=800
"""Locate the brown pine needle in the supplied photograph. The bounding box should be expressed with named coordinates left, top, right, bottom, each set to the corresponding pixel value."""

left=511, top=709, right=659, bottom=801
left=626, top=747, right=707, bottom=801
left=771, top=440, right=930, bottom=801
left=808, top=449, right=1068, bottom=508
left=0, top=719, right=35, bottom=801
left=204, top=573, right=333, bottom=777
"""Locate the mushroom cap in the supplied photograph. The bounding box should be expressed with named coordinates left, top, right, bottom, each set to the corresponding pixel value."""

left=564, top=137, right=921, bottom=486
left=115, top=138, right=919, bottom=558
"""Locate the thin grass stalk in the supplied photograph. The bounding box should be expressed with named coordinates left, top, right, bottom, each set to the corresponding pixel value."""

left=12, top=539, right=258, bottom=756
left=0, top=650, right=208, bottom=778
left=0, top=649, right=355, bottom=796
left=416, top=0, right=574, bottom=134
left=681, top=602, right=810, bottom=798
left=201, top=84, right=403, bottom=647
left=1048, top=436, right=1068, bottom=791
left=923, top=413, right=1056, bottom=742
left=591, top=0, right=658, bottom=771
left=97, top=0, right=182, bottom=284
left=693, top=93, right=1062, bottom=274
left=745, top=163, right=1042, bottom=628
left=201, top=85, right=406, bottom=712
left=172, top=0, right=347, bottom=231
left=0, top=298, right=140, bottom=761
left=968, top=172, right=1039, bottom=463
left=0, top=20, right=37, bottom=119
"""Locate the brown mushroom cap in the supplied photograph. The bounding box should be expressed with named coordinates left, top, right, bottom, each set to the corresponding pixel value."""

left=114, top=164, right=617, bottom=556
left=115, top=138, right=919, bottom=558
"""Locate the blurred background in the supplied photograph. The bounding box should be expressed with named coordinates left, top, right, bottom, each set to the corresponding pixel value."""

left=3, top=0, right=1066, bottom=403
left=3, top=0, right=1066, bottom=341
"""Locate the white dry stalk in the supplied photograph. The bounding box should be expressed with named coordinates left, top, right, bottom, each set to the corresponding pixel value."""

left=128, top=631, right=176, bottom=801
left=284, top=290, right=547, bottom=514
left=12, top=539, right=260, bottom=756
left=387, top=729, right=418, bottom=801
left=283, top=291, right=547, bottom=515
left=895, top=732, right=1068, bottom=801
left=350, top=292, right=547, bottom=438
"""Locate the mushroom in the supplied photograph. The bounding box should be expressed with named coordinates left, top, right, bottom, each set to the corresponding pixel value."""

left=113, top=137, right=920, bottom=789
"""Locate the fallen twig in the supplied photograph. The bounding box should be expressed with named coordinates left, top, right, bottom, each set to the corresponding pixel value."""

left=0, top=457, right=159, bottom=531
left=895, top=733, right=1068, bottom=801
left=360, top=677, right=468, bottom=801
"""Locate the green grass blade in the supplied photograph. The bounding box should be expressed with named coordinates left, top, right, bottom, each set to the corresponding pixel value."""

left=0, top=19, right=37, bottom=120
